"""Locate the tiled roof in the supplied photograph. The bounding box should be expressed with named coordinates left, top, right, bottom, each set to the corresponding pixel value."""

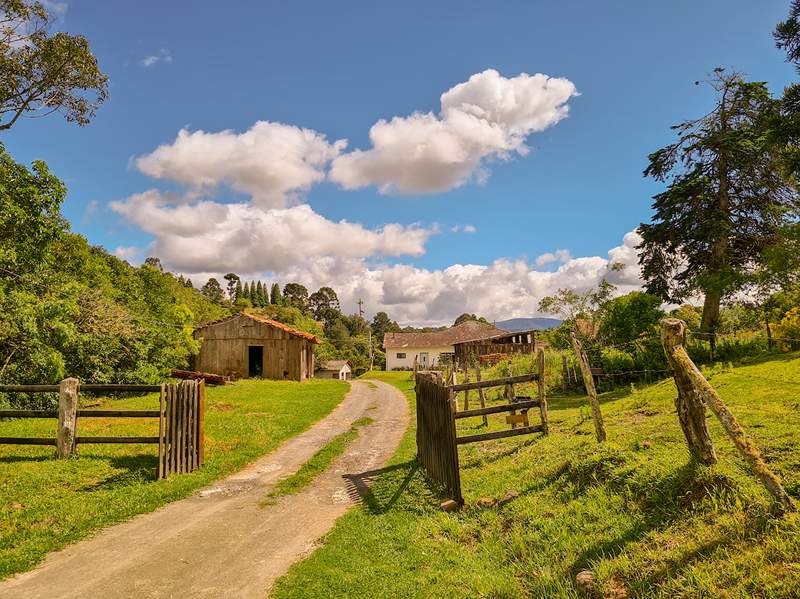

left=318, top=360, right=350, bottom=371
left=195, top=311, right=319, bottom=343
left=383, top=321, right=507, bottom=349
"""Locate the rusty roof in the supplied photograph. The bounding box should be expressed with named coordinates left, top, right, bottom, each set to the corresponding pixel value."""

left=194, top=311, right=319, bottom=344
left=383, top=321, right=507, bottom=349
left=454, top=328, right=538, bottom=345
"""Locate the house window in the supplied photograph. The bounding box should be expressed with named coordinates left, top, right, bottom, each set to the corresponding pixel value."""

left=396, top=352, right=407, bottom=359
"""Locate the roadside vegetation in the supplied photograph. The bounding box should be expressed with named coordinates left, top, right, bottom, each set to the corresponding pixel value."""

left=0, top=378, right=348, bottom=579
left=273, top=357, right=800, bottom=598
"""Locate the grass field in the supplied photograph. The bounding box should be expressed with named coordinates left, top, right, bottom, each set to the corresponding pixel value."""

left=273, top=355, right=800, bottom=598
left=0, top=378, right=348, bottom=579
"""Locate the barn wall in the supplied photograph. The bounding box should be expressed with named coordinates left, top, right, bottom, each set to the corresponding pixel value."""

left=194, top=315, right=315, bottom=382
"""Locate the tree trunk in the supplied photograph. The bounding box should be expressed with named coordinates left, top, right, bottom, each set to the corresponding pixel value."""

left=661, top=318, right=796, bottom=512
left=661, top=320, right=717, bottom=464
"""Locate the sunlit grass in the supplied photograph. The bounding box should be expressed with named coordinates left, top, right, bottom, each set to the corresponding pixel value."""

left=0, top=379, right=348, bottom=579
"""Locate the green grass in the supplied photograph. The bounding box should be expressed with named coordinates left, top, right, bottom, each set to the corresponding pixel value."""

left=262, top=416, right=374, bottom=504
left=0, top=378, right=348, bottom=580
left=273, top=356, right=800, bottom=598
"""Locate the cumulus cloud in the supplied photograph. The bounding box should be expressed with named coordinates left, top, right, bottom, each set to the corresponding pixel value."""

left=110, top=190, right=434, bottom=274
left=266, top=230, right=644, bottom=327
left=140, top=48, right=172, bottom=67
left=134, top=122, right=346, bottom=208
left=535, top=248, right=571, bottom=267
left=329, top=69, right=578, bottom=194
left=113, top=246, right=142, bottom=264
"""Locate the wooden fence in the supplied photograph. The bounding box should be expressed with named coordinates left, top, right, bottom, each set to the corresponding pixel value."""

left=0, top=379, right=204, bottom=479
left=415, top=354, right=547, bottom=506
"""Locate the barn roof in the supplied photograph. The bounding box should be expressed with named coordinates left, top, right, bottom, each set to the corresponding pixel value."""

left=194, top=311, right=320, bottom=344
left=317, top=360, right=350, bottom=371
left=383, top=321, right=507, bottom=349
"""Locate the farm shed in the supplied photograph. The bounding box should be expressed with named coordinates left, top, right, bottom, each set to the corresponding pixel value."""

left=453, top=329, right=540, bottom=364
left=316, top=360, right=352, bottom=380
left=193, top=312, right=318, bottom=382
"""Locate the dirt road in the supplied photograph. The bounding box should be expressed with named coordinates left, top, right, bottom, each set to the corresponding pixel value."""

left=0, top=379, right=409, bottom=598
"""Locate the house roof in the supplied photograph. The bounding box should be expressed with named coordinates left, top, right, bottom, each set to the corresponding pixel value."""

left=454, top=328, right=538, bottom=345
left=317, top=360, right=350, bottom=371
left=194, top=311, right=320, bottom=344
left=383, top=321, right=507, bottom=349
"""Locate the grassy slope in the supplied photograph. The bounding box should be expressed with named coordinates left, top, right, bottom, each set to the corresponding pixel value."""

left=273, top=356, right=800, bottom=598
left=0, top=379, right=348, bottom=579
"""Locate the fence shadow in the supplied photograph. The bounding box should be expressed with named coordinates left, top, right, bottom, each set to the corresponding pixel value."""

left=342, top=459, right=442, bottom=515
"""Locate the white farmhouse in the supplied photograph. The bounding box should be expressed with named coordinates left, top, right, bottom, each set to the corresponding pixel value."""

left=383, top=321, right=508, bottom=370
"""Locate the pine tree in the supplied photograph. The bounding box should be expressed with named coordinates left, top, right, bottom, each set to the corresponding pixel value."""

left=243, top=281, right=250, bottom=302
left=249, top=281, right=257, bottom=304
left=270, top=282, right=282, bottom=305
left=235, top=279, right=243, bottom=303
left=185, top=278, right=193, bottom=289
left=256, top=281, right=265, bottom=307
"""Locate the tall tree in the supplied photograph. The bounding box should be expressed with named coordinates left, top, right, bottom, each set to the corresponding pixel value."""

left=283, top=282, right=309, bottom=313
left=234, top=279, right=243, bottom=303
left=638, top=69, right=798, bottom=334
left=201, top=278, right=225, bottom=304
left=0, top=0, right=109, bottom=131
left=270, top=282, right=282, bottom=305
left=255, top=281, right=265, bottom=307
left=309, top=286, right=340, bottom=322
left=223, top=273, right=239, bottom=302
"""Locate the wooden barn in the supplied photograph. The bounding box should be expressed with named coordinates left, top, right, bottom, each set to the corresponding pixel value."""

left=193, top=312, right=318, bottom=381
left=452, top=329, right=539, bottom=364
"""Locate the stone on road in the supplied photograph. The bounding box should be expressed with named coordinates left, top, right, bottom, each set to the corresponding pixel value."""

left=0, top=379, right=408, bottom=598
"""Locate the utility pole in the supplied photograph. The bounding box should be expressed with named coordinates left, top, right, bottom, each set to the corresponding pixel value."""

left=357, top=298, right=374, bottom=370
left=357, top=298, right=364, bottom=318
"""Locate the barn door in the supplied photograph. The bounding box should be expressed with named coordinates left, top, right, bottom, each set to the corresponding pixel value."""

left=248, top=346, right=264, bottom=378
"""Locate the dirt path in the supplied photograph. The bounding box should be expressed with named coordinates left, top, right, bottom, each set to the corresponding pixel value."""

left=1, top=379, right=409, bottom=599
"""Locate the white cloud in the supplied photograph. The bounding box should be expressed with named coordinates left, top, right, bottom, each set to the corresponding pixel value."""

left=258, top=230, right=644, bottom=327
left=140, top=48, right=172, bottom=68
left=110, top=191, right=435, bottom=274
left=535, top=248, right=571, bottom=267
left=113, top=246, right=142, bottom=264
left=463, top=224, right=477, bottom=233
left=329, top=69, right=577, bottom=194
left=134, top=122, right=346, bottom=208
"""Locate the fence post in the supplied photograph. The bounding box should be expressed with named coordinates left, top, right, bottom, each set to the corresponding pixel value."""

left=463, top=364, right=470, bottom=411
left=661, top=319, right=795, bottom=512
left=475, top=364, right=488, bottom=426
left=56, top=378, right=79, bottom=458
left=198, top=378, right=205, bottom=466
left=537, top=348, right=548, bottom=434
left=569, top=331, right=606, bottom=442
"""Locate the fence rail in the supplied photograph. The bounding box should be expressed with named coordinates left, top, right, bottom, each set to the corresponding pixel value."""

left=0, top=379, right=204, bottom=479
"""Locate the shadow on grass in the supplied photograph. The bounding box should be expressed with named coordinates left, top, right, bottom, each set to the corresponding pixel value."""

left=75, top=454, right=160, bottom=490
left=343, top=459, right=442, bottom=515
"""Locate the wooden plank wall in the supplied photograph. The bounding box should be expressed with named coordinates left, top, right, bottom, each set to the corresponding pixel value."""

left=194, top=315, right=314, bottom=381
left=415, top=372, right=463, bottom=504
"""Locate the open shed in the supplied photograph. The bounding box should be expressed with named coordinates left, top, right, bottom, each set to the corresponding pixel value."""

left=453, top=329, right=539, bottom=364
left=193, top=312, right=318, bottom=381
left=316, top=360, right=352, bottom=381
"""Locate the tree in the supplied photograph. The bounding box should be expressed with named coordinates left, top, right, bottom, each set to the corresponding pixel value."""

left=242, top=281, right=250, bottom=301
left=234, top=279, right=243, bottom=303
left=638, top=70, right=798, bottom=336
left=270, top=282, right=282, bottom=305
left=538, top=279, right=616, bottom=336
left=283, top=282, right=309, bottom=313
left=248, top=281, right=256, bottom=305
left=201, top=278, right=225, bottom=304
left=599, top=292, right=664, bottom=346
left=184, top=278, right=193, bottom=289
left=371, top=311, right=400, bottom=347
left=453, top=313, right=489, bottom=326
left=253, top=281, right=263, bottom=307
left=0, top=0, right=109, bottom=131
left=223, top=273, right=239, bottom=302
left=143, top=257, right=163, bottom=271
left=309, top=286, right=340, bottom=322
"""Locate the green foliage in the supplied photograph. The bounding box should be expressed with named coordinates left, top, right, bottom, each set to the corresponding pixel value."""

left=599, top=291, right=664, bottom=346
left=371, top=311, right=400, bottom=348
left=453, top=313, right=489, bottom=326
left=270, top=282, right=282, bottom=305
left=639, top=69, right=798, bottom=333
left=0, top=0, right=109, bottom=131
left=0, top=147, right=228, bottom=403
left=283, top=282, right=309, bottom=313
left=200, top=277, right=225, bottom=304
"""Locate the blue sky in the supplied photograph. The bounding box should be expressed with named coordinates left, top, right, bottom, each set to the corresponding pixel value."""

left=5, top=1, right=797, bottom=324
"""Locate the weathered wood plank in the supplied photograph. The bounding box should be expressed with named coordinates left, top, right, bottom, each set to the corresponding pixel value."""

left=454, top=399, right=541, bottom=419
left=77, top=410, right=161, bottom=418
left=0, top=410, right=57, bottom=418
left=158, top=383, right=166, bottom=480
left=449, top=372, right=539, bottom=392
left=75, top=436, right=160, bottom=444
left=198, top=379, right=205, bottom=466
left=56, top=378, right=79, bottom=459
left=0, top=437, right=56, bottom=445
left=456, top=424, right=544, bottom=445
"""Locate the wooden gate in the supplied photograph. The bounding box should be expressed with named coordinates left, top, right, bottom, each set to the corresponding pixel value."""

left=0, top=379, right=205, bottom=480
left=415, top=372, right=462, bottom=504
left=415, top=357, right=547, bottom=506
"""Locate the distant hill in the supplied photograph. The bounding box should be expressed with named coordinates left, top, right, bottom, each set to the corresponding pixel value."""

left=495, top=317, right=563, bottom=331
